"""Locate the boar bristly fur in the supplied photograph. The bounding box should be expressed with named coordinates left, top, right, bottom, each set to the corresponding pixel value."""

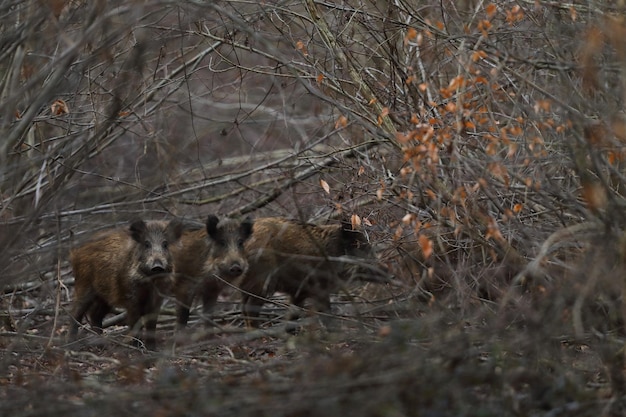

left=240, top=217, right=376, bottom=329
left=172, top=215, right=254, bottom=328
left=69, top=219, right=183, bottom=350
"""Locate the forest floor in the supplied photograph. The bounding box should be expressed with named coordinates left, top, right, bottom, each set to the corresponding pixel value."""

left=0, top=281, right=620, bottom=417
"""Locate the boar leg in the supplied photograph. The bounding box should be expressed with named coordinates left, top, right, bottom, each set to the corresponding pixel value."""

left=175, top=290, right=194, bottom=329
left=310, top=276, right=334, bottom=330
left=286, top=286, right=333, bottom=333
left=142, top=299, right=162, bottom=351
left=125, top=303, right=146, bottom=348
left=240, top=272, right=277, bottom=329
left=284, top=292, right=308, bottom=334
left=200, top=285, right=220, bottom=327
left=87, top=298, right=112, bottom=334
left=242, top=293, right=266, bottom=328
left=175, top=277, right=196, bottom=329
left=176, top=304, right=191, bottom=329
left=69, top=290, right=98, bottom=340
left=311, top=292, right=333, bottom=330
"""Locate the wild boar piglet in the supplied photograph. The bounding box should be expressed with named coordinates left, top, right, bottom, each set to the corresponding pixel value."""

left=240, top=217, right=384, bottom=329
left=69, top=219, right=183, bottom=350
left=172, top=215, right=254, bottom=328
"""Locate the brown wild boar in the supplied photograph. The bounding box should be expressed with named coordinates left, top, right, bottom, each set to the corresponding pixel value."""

left=69, top=219, right=183, bottom=350
left=240, top=217, right=382, bottom=329
left=171, top=215, right=254, bottom=328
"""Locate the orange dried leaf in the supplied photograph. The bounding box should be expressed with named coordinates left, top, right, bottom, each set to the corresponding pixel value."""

left=509, top=125, right=522, bottom=136
left=357, top=166, right=365, bottom=176
left=506, top=143, right=518, bottom=158
left=499, top=127, right=508, bottom=142
left=376, top=188, right=384, bottom=201
left=394, top=225, right=404, bottom=240
left=396, top=131, right=411, bottom=143
left=335, top=115, right=348, bottom=129
left=418, top=234, right=434, bottom=260
left=445, top=102, right=456, bottom=112
left=320, top=179, right=331, bottom=194
left=295, top=40, right=308, bottom=56
left=405, top=27, right=418, bottom=44
left=478, top=20, right=492, bottom=35
left=612, top=120, right=626, bottom=143
left=581, top=180, right=607, bottom=212
left=378, top=325, right=392, bottom=337
left=486, top=142, right=498, bottom=156
left=471, top=50, right=487, bottom=62
left=488, top=162, right=510, bottom=186
left=485, top=217, right=505, bottom=242
left=351, top=214, right=362, bottom=229
left=486, top=4, right=497, bottom=18
left=316, top=74, right=324, bottom=85
left=448, top=75, right=465, bottom=90
left=506, top=5, right=524, bottom=24
left=534, top=99, right=551, bottom=113
left=400, top=167, right=412, bottom=177
left=51, top=99, right=69, bottom=115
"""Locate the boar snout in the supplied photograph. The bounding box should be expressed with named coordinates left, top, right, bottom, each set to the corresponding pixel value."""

left=150, top=259, right=166, bottom=274
left=229, top=262, right=244, bottom=276
left=215, top=258, right=247, bottom=278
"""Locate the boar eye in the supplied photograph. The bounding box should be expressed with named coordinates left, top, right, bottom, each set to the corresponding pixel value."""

left=237, top=238, right=245, bottom=248
left=144, top=240, right=152, bottom=249
left=162, top=241, right=168, bottom=249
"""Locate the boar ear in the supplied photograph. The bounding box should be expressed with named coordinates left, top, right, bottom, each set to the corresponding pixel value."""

left=340, top=218, right=353, bottom=234
left=166, top=219, right=184, bottom=242
left=240, top=217, right=254, bottom=238
left=340, top=219, right=364, bottom=245
left=129, top=219, right=148, bottom=243
left=206, top=215, right=220, bottom=238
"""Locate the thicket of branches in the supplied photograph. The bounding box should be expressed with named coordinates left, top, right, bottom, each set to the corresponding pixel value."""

left=2, top=0, right=626, bottom=415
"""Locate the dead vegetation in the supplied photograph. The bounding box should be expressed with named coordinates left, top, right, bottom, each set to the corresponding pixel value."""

left=2, top=0, right=626, bottom=415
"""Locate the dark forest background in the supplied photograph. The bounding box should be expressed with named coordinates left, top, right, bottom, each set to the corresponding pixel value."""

left=2, top=1, right=626, bottom=415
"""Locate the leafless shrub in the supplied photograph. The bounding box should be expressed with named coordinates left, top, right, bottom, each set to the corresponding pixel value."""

left=2, top=0, right=626, bottom=415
